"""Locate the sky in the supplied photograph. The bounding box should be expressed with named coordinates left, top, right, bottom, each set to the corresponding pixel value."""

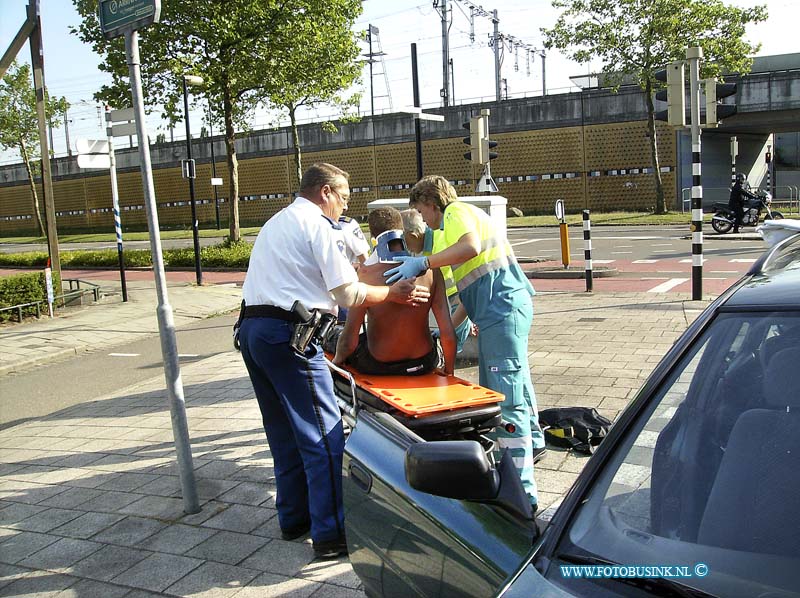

left=1, top=0, right=797, bottom=165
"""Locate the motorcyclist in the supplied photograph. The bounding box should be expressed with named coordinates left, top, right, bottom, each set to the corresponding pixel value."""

left=729, top=172, right=757, bottom=233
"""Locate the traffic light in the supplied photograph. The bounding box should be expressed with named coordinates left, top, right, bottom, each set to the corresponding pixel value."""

left=463, top=116, right=485, bottom=163
left=654, top=61, right=685, bottom=126
left=485, top=138, right=498, bottom=163
left=705, top=78, right=737, bottom=126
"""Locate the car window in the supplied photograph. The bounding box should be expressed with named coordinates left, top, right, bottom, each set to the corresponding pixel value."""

left=555, top=312, right=800, bottom=596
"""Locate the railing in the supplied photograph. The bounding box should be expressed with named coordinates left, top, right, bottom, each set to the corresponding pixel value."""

left=0, top=279, right=102, bottom=323
left=681, top=185, right=800, bottom=214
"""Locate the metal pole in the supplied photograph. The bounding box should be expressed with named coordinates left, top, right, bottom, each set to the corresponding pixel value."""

left=411, top=43, right=423, bottom=181
left=493, top=10, right=501, bottom=102
left=106, top=106, right=127, bottom=302
left=541, top=51, right=546, bottom=96
left=209, top=103, right=220, bottom=230
left=183, top=77, right=202, bottom=286
left=124, top=29, right=199, bottom=515
left=583, top=210, right=593, bottom=292
left=28, top=1, right=60, bottom=285
left=730, top=136, right=737, bottom=187
left=440, top=0, right=450, bottom=107
left=687, top=46, right=703, bottom=301
left=449, top=58, right=455, bottom=103
left=368, top=25, right=375, bottom=117
left=64, top=106, right=71, bottom=156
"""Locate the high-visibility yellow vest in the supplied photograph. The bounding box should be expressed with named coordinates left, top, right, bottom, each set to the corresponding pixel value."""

left=442, top=202, right=514, bottom=293
left=430, top=230, right=458, bottom=299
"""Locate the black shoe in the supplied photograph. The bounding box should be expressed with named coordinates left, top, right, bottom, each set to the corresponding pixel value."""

left=533, top=446, right=548, bottom=464
left=733, top=228, right=739, bottom=233
left=313, top=535, right=348, bottom=559
left=280, top=521, right=311, bottom=541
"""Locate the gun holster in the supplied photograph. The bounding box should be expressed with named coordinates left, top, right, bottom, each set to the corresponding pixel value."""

left=233, top=300, right=245, bottom=351
left=289, top=300, right=337, bottom=355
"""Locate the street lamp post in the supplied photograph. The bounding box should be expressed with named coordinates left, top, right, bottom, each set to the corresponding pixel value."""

left=182, top=74, right=203, bottom=286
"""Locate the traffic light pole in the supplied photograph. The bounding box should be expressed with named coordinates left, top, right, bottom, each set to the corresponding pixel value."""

left=687, top=46, right=703, bottom=301
left=411, top=43, right=423, bottom=181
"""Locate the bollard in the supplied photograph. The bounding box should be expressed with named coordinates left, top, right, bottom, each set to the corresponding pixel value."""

left=583, top=210, right=593, bottom=292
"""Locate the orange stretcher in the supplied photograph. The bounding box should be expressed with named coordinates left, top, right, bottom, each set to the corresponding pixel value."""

left=326, top=354, right=505, bottom=440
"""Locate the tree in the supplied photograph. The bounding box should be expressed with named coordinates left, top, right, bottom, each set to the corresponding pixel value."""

left=266, top=0, right=363, bottom=183
left=0, top=61, right=68, bottom=236
left=543, top=0, right=767, bottom=213
left=72, top=0, right=364, bottom=240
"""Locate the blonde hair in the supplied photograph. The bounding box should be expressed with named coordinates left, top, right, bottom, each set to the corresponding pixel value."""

left=409, top=175, right=457, bottom=211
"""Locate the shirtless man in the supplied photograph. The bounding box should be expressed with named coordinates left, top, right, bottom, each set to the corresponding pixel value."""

left=332, top=207, right=457, bottom=375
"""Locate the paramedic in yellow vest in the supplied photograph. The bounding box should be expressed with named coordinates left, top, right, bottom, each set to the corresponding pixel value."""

left=387, top=176, right=544, bottom=509
left=400, top=209, right=475, bottom=353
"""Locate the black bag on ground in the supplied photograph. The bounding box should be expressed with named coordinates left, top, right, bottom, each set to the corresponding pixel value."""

left=539, top=407, right=612, bottom=455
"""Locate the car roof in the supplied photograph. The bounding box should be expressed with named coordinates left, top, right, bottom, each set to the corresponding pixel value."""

left=723, top=232, right=800, bottom=310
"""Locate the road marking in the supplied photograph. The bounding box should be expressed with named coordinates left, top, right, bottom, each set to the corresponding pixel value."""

left=652, top=250, right=675, bottom=253
left=633, top=259, right=659, bottom=263
left=179, top=354, right=200, bottom=358
left=511, top=239, right=547, bottom=247
left=680, top=258, right=707, bottom=264
left=652, top=243, right=674, bottom=246
left=730, top=258, right=757, bottom=263
left=109, top=353, right=140, bottom=357
left=657, top=270, right=684, bottom=273
left=592, top=259, right=615, bottom=264
left=616, top=245, right=633, bottom=248
left=611, top=251, right=632, bottom=254
left=647, top=278, right=689, bottom=293
left=642, top=277, right=669, bottom=280
left=710, top=270, right=739, bottom=274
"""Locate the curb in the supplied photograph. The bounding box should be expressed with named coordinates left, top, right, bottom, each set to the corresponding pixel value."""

left=524, top=266, right=618, bottom=279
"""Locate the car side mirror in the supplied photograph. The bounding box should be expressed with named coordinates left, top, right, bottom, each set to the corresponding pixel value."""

left=405, top=441, right=499, bottom=500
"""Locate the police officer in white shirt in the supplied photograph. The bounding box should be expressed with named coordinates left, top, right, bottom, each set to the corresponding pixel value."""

left=239, top=163, right=429, bottom=559
left=338, top=215, right=370, bottom=266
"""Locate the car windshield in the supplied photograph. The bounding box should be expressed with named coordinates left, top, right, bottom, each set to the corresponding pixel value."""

left=557, top=311, right=800, bottom=597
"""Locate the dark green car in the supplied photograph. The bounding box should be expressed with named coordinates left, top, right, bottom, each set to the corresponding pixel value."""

left=343, top=231, right=800, bottom=598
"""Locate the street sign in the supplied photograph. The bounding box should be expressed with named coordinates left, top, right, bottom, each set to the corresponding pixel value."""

left=555, top=199, right=565, bottom=221
left=76, top=138, right=109, bottom=155
left=109, top=107, right=135, bottom=122
left=211, top=177, right=223, bottom=186
left=111, top=122, right=138, bottom=137
left=99, top=0, right=161, bottom=40
left=77, top=154, right=111, bottom=169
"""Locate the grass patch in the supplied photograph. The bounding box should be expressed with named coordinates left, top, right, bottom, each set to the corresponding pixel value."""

left=507, top=211, right=692, bottom=227
left=0, top=227, right=263, bottom=245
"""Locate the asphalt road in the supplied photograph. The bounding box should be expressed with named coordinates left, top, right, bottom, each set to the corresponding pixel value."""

left=0, top=313, right=238, bottom=430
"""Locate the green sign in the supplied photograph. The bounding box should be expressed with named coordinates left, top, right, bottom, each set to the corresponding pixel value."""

left=99, top=0, right=161, bottom=39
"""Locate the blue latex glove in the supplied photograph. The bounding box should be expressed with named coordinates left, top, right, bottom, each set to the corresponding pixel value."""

left=384, top=255, right=429, bottom=284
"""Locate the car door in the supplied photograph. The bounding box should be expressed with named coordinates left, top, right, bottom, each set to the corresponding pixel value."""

left=344, top=410, right=536, bottom=598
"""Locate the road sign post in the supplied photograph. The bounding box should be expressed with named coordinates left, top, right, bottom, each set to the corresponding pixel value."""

left=107, top=107, right=128, bottom=302
left=100, top=0, right=199, bottom=515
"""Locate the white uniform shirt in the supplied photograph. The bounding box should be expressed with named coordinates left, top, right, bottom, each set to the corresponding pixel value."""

left=338, top=217, right=370, bottom=264
left=242, top=197, right=358, bottom=313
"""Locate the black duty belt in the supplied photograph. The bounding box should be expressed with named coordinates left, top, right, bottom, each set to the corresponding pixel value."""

left=242, top=304, right=301, bottom=322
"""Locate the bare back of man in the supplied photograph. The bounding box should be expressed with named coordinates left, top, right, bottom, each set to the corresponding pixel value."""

left=332, top=207, right=456, bottom=375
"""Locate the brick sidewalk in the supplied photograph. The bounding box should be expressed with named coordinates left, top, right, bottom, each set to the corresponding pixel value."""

left=0, top=291, right=712, bottom=597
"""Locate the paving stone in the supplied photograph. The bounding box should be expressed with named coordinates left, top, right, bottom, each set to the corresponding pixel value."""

left=110, top=552, right=203, bottom=593
left=119, top=495, right=186, bottom=521
left=240, top=539, right=314, bottom=576
left=36, top=487, right=104, bottom=510
left=217, top=482, right=274, bottom=506
left=69, top=544, right=150, bottom=582
left=299, top=558, right=362, bottom=589
left=0, top=502, right=46, bottom=525
left=78, top=490, right=142, bottom=513
left=0, top=562, right=30, bottom=588
left=0, top=570, right=78, bottom=597
left=185, top=530, right=268, bottom=565
left=50, top=511, right=125, bottom=540
left=54, top=578, right=131, bottom=598
left=96, top=472, right=158, bottom=493
left=136, top=523, right=217, bottom=555
left=0, top=531, right=60, bottom=564
left=201, top=504, right=276, bottom=534
left=12, top=508, right=84, bottom=534
left=164, top=561, right=260, bottom=598
left=311, top=584, right=367, bottom=598
left=179, top=500, right=227, bottom=525
left=18, top=537, right=103, bottom=571
left=89, top=516, right=166, bottom=547
left=233, top=572, right=320, bottom=598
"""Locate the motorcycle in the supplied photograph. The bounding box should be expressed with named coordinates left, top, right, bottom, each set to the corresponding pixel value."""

left=711, top=190, right=784, bottom=234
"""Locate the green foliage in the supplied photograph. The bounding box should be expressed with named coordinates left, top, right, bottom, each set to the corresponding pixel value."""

left=0, top=242, right=253, bottom=270
left=0, top=270, right=60, bottom=322
left=542, top=0, right=767, bottom=214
